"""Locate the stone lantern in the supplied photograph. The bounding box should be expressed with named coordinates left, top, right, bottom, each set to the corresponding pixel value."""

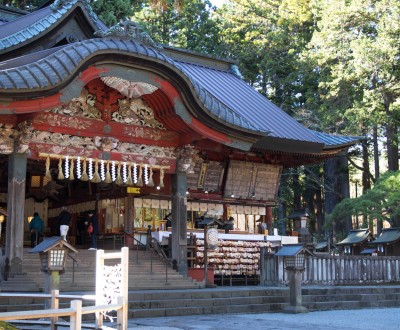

left=29, top=236, right=78, bottom=307
left=275, top=244, right=308, bottom=313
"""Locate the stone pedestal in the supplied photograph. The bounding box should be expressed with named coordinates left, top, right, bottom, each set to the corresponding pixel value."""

left=284, top=268, right=308, bottom=314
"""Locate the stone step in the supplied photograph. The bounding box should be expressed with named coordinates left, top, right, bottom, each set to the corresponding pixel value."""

left=3, top=285, right=400, bottom=318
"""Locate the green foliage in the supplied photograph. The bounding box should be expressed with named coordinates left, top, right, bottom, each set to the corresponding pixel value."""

left=133, top=0, right=224, bottom=55
left=329, top=171, right=400, bottom=227
left=92, top=0, right=138, bottom=26
left=0, top=0, right=42, bottom=10
left=216, top=0, right=318, bottom=116
left=0, top=321, right=18, bottom=329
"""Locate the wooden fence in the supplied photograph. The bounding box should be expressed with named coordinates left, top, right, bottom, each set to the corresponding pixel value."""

left=260, top=248, right=400, bottom=286
left=0, top=290, right=124, bottom=329
left=0, top=247, right=129, bottom=329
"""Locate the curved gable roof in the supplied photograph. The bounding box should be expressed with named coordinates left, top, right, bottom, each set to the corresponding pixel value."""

left=0, top=0, right=360, bottom=156
left=0, top=0, right=105, bottom=54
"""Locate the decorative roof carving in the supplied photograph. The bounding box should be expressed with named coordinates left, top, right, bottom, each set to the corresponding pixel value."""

left=14, top=121, right=33, bottom=153
left=176, top=145, right=200, bottom=174
left=114, top=98, right=165, bottom=129
left=101, top=77, right=158, bottom=99
left=31, top=130, right=176, bottom=158
left=47, top=87, right=165, bottom=129
left=0, top=124, right=15, bottom=154
left=94, top=20, right=163, bottom=51
left=229, top=65, right=243, bottom=80
left=48, top=88, right=101, bottom=119
left=51, top=0, right=98, bottom=22
left=0, top=122, right=32, bottom=154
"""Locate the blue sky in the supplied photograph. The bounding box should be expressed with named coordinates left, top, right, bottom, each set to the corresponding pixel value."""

left=211, top=0, right=227, bottom=7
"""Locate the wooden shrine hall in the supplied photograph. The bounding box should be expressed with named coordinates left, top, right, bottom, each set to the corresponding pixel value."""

left=0, top=0, right=358, bottom=277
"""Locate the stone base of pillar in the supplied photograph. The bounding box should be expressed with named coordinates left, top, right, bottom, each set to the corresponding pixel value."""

left=283, top=305, right=309, bottom=314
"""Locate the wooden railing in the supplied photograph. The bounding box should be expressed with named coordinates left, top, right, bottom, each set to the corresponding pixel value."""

left=260, top=248, right=400, bottom=286
left=0, top=247, right=129, bottom=329
left=0, top=290, right=126, bottom=329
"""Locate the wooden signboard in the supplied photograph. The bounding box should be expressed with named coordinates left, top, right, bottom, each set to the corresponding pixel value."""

left=187, top=161, right=225, bottom=192
left=223, top=160, right=282, bottom=201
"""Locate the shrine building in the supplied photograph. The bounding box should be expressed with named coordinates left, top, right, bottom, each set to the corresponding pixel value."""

left=0, top=0, right=358, bottom=277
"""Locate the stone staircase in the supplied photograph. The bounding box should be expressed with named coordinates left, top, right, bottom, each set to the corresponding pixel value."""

left=2, top=247, right=400, bottom=318
left=8, top=247, right=201, bottom=292
left=127, top=285, right=400, bottom=318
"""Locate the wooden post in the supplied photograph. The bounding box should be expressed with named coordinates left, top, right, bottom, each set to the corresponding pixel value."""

left=171, top=172, right=188, bottom=275
left=119, top=247, right=129, bottom=330
left=50, top=289, right=59, bottom=330
left=203, top=225, right=208, bottom=287
left=5, top=153, right=27, bottom=275
left=124, top=196, right=134, bottom=248
left=95, top=249, right=105, bottom=328
left=70, top=300, right=82, bottom=330
left=45, top=271, right=60, bottom=309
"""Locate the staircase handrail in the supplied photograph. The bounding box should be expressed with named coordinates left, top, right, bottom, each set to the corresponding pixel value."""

left=67, top=253, right=78, bottom=284
left=150, top=238, right=172, bottom=266
left=123, top=230, right=146, bottom=248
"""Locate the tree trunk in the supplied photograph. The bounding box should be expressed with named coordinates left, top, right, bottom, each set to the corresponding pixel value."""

left=373, top=125, right=380, bottom=180
left=277, top=172, right=288, bottom=235
left=292, top=171, right=301, bottom=209
left=385, top=103, right=399, bottom=171
left=303, top=165, right=324, bottom=236
left=324, top=151, right=351, bottom=241
left=361, top=140, right=371, bottom=192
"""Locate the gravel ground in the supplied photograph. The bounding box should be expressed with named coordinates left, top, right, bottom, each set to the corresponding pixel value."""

left=124, top=307, right=400, bottom=330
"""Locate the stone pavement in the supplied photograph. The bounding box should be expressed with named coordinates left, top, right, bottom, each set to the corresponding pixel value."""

left=122, top=307, right=400, bottom=330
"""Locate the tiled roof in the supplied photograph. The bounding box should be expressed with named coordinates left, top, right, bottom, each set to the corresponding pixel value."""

left=0, top=38, right=170, bottom=88
left=0, top=38, right=273, bottom=135
left=0, top=0, right=104, bottom=52
left=0, top=5, right=28, bottom=25
left=0, top=1, right=361, bottom=151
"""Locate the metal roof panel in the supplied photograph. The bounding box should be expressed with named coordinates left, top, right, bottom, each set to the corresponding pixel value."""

left=370, top=228, right=400, bottom=244
left=336, top=229, right=370, bottom=245
left=176, top=61, right=323, bottom=143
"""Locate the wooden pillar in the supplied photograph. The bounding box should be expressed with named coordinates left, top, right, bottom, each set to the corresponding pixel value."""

left=5, top=152, right=27, bottom=275
left=266, top=206, right=273, bottom=233
left=171, top=172, right=188, bottom=275
left=124, top=196, right=134, bottom=247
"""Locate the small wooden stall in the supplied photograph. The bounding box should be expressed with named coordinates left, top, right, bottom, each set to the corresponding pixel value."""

left=336, top=228, right=372, bottom=255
